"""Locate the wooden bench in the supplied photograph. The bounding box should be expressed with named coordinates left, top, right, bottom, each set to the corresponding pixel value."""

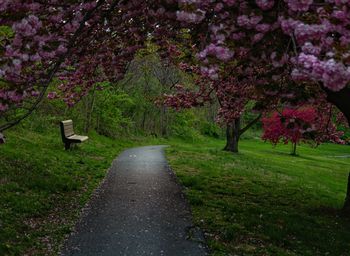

left=60, top=120, right=88, bottom=150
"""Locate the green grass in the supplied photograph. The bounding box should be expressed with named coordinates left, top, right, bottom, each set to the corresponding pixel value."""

left=0, top=127, right=163, bottom=256
left=2, top=125, right=350, bottom=256
left=165, top=138, right=350, bottom=255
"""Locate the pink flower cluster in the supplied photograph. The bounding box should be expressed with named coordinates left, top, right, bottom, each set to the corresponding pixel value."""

left=47, top=92, right=58, bottom=100
left=285, top=0, right=313, bottom=12
left=301, top=42, right=321, bottom=56
left=294, top=22, right=329, bottom=43
left=280, top=18, right=329, bottom=43
left=237, top=15, right=263, bottom=29
left=0, top=90, right=26, bottom=112
left=256, top=0, right=275, bottom=10
left=197, top=44, right=234, bottom=62
left=176, top=10, right=206, bottom=23
left=200, top=65, right=219, bottom=80
left=294, top=53, right=350, bottom=91
left=222, top=0, right=237, bottom=6
left=12, top=15, right=42, bottom=37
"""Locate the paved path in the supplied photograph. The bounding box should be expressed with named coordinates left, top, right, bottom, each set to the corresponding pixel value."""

left=61, top=146, right=207, bottom=256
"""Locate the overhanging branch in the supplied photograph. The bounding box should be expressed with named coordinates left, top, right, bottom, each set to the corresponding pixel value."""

left=239, top=113, right=262, bottom=136
left=0, top=0, right=108, bottom=132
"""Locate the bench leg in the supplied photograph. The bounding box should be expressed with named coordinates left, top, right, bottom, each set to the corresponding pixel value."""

left=65, top=142, right=71, bottom=150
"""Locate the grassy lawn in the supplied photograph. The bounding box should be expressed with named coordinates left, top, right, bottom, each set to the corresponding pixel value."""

left=166, top=138, right=350, bottom=255
left=2, top=127, right=350, bottom=256
left=0, top=127, right=161, bottom=256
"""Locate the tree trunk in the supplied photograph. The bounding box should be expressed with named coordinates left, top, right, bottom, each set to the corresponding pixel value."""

left=161, top=105, right=168, bottom=137
left=325, top=87, right=350, bottom=124
left=224, top=118, right=240, bottom=153
left=343, top=173, right=350, bottom=213
left=84, top=86, right=96, bottom=133
left=223, top=114, right=262, bottom=154
left=291, top=142, right=297, bottom=156
left=141, top=111, right=146, bottom=132
left=324, top=88, right=350, bottom=214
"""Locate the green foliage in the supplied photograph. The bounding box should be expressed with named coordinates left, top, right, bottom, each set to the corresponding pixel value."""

left=199, top=121, right=221, bottom=138
left=240, top=128, right=262, bottom=140
left=241, top=101, right=262, bottom=130
left=0, top=25, right=14, bottom=47
left=93, top=87, right=135, bottom=138
left=21, top=53, right=223, bottom=141
left=170, top=110, right=201, bottom=141
left=0, top=26, right=15, bottom=90
left=337, top=125, right=350, bottom=143
left=22, top=99, right=67, bottom=133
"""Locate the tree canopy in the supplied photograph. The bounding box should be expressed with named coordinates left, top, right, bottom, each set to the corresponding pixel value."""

left=1, top=0, right=350, bottom=133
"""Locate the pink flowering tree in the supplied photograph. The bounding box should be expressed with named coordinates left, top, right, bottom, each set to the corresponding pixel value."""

left=0, top=0, right=166, bottom=133
left=166, top=0, right=350, bottom=122
left=2, top=1, right=350, bottom=134
left=164, top=65, right=264, bottom=153
left=262, top=106, right=344, bottom=156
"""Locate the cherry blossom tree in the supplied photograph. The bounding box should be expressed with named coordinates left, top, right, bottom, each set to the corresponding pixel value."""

left=165, top=0, right=350, bottom=122
left=165, top=70, right=263, bottom=153
left=0, top=0, right=170, bottom=132
left=1, top=1, right=350, bottom=130
left=2, top=0, right=350, bottom=134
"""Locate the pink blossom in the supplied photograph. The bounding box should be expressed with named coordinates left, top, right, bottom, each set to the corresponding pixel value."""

left=256, top=0, right=275, bottom=10
left=285, top=0, right=313, bottom=12
left=47, top=92, right=58, bottom=99
left=198, top=44, right=233, bottom=61
left=296, top=53, right=350, bottom=91
left=301, top=42, right=321, bottom=56
left=176, top=10, right=206, bottom=24
left=252, top=33, right=264, bottom=43
left=256, top=23, right=271, bottom=33
left=0, top=103, right=8, bottom=112
left=223, top=0, right=236, bottom=6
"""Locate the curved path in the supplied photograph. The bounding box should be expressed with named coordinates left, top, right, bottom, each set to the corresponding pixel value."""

left=61, top=146, right=207, bottom=256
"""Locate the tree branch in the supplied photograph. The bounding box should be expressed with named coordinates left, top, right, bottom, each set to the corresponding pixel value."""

left=0, top=0, right=108, bottom=132
left=239, top=113, right=262, bottom=136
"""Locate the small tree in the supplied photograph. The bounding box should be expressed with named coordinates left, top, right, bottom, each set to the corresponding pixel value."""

left=262, top=107, right=344, bottom=156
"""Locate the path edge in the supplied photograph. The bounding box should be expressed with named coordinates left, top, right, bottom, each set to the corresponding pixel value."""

left=58, top=155, right=118, bottom=255
left=162, top=146, right=210, bottom=254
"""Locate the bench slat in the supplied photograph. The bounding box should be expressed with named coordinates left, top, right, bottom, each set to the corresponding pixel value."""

left=62, top=122, right=74, bottom=137
left=64, top=128, right=74, bottom=137
left=60, top=120, right=88, bottom=150
left=68, top=135, right=89, bottom=142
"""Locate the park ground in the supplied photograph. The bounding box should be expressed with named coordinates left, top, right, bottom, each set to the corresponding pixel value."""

left=1, top=127, right=350, bottom=255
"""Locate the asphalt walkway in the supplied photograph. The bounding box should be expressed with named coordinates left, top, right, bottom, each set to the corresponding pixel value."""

left=61, top=145, right=207, bottom=256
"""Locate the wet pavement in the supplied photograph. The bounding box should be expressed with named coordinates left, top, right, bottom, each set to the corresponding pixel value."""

left=61, top=145, right=208, bottom=256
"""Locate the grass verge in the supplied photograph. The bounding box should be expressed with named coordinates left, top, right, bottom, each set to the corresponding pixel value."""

left=0, top=127, right=162, bottom=256
left=166, top=138, right=350, bottom=255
